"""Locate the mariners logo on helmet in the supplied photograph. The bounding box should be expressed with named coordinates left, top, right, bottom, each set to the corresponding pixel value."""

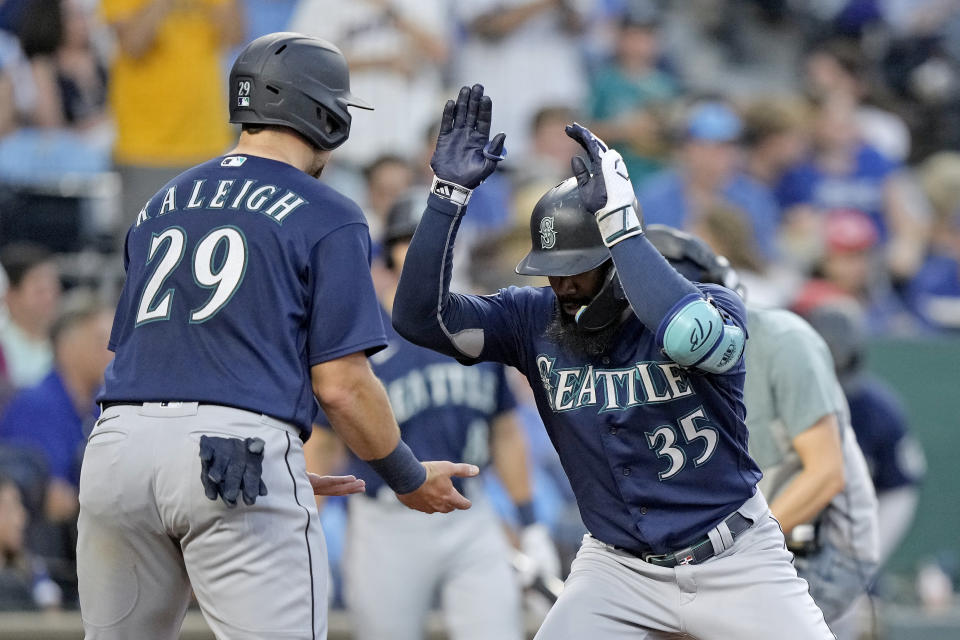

left=540, top=217, right=557, bottom=249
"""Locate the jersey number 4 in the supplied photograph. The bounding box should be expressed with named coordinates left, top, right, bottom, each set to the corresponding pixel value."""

left=135, top=225, right=247, bottom=325
left=645, top=407, right=719, bottom=481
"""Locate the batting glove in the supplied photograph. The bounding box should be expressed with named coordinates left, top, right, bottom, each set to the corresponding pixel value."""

left=199, top=435, right=268, bottom=506
left=520, top=523, right=562, bottom=582
left=565, top=122, right=644, bottom=247
left=429, top=84, right=507, bottom=208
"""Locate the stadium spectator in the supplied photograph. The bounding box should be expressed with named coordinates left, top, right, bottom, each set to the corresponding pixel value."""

left=101, top=0, right=244, bottom=235
left=776, top=93, right=929, bottom=280
left=586, top=1, right=677, bottom=183
left=514, top=106, right=581, bottom=192
left=13, top=0, right=65, bottom=129
left=637, top=99, right=781, bottom=259
left=0, top=291, right=112, bottom=525
left=512, top=105, right=582, bottom=229
left=0, top=473, right=61, bottom=611
left=804, top=38, right=911, bottom=163
left=741, top=97, right=810, bottom=189
left=0, top=244, right=60, bottom=389
left=362, top=154, right=415, bottom=239
left=907, top=152, right=960, bottom=331
left=794, top=208, right=918, bottom=335
left=290, top=0, right=450, bottom=168
left=0, top=266, right=12, bottom=411
left=54, top=0, right=109, bottom=131
left=0, top=36, right=18, bottom=138
left=451, top=0, right=588, bottom=157
left=696, top=201, right=801, bottom=308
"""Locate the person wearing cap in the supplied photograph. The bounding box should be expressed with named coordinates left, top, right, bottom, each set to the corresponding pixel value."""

left=636, top=99, right=781, bottom=260
left=304, top=190, right=559, bottom=640
left=775, top=93, right=929, bottom=283
left=587, top=0, right=677, bottom=183
left=795, top=208, right=918, bottom=335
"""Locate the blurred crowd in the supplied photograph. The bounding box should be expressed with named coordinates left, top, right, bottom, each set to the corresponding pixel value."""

left=0, top=0, right=953, bottom=617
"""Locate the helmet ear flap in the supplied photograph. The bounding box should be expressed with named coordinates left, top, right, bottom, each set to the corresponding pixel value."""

left=574, top=264, right=629, bottom=332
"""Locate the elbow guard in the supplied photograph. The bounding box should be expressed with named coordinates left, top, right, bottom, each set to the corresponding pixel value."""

left=657, top=294, right=745, bottom=374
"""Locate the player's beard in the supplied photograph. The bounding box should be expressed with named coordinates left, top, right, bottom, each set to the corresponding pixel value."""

left=544, top=300, right=618, bottom=359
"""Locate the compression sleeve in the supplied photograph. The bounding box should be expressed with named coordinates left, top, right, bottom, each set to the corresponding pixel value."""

left=392, top=193, right=522, bottom=366
left=608, top=233, right=700, bottom=328
left=609, top=234, right=744, bottom=373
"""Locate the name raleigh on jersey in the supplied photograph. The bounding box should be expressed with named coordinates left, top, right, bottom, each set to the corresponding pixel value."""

left=134, top=156, right=309, bottom=227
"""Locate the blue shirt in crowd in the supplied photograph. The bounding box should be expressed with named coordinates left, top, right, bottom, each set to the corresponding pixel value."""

left=637, top=169, right=781, bottom=260
left=776, top=143, right=899, bottom=242
left=907, top=253, right=960, bottom=332
left=0, top=370, right=93, bottom=487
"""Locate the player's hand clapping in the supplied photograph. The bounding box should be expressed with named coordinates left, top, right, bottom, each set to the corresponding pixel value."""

left=430, top=84, right=506, bottom=200
left=396, top=461, right=480, bottom=514
left=565, top=122, right=644, bottom=248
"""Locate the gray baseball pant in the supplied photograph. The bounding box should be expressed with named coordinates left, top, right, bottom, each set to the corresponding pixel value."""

left=343, top=486, right=524, bottom=640
left=534, top=492, right=835, bottom=639
left=77, top=402, right=327, bottom=640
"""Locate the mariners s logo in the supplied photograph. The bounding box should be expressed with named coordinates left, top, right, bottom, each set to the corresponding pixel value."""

left=540, top=216, right=557, bottom=249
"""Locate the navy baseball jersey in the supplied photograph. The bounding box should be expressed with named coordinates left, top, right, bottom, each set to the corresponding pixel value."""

left=100, top=154, right=387, bottom=435
left=324, top=307, right=516, bottom=497
left=847, top=377, right=924, bottom=491
left=443, top=283, right=761, bottom=555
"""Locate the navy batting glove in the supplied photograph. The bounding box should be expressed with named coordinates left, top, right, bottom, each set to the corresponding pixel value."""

left=199, top=435, right=268, bottom=507
left=566, top=122, right=644, bottom=247
left=430, top=84, right=506, bottom=193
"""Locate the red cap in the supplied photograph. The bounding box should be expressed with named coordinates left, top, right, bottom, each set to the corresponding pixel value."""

left=791, top=279, right=853, bottom=317
left=825, top=209, right=878, bottom=253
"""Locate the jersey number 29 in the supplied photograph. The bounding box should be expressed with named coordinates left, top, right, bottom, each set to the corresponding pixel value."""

left=135, top=226, right=247, bottom=325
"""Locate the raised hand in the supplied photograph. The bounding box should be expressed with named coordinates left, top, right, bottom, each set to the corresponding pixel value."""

left=565, top=122, right=644, bottom=247
left=396, top=460, right=479, bottom=513
left=431, top=84, right=506, bottom=195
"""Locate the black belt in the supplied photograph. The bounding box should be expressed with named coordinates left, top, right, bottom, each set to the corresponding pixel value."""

left=618, top=512, right=754, bottom=568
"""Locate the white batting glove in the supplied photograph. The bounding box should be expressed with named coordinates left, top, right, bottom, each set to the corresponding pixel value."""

left=565, top=122, right=644, bottom=247
left=520, top=523, right=562, bottom=581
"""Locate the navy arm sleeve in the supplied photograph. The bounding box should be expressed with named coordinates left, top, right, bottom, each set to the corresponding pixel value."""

left=608, top=233, right=700, bottom=330
left=392, top=194, right=524, bottom=368
left=610, top=235, right=747, bottom=374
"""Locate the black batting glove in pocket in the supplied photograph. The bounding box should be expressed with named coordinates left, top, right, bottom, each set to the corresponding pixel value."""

left=199, top=435, right=269, bottom=506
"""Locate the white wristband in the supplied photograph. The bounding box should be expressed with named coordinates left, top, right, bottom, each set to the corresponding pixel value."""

left=431, top=175, right=472, bottom=207
left=596, top=205, right=643, bottom=247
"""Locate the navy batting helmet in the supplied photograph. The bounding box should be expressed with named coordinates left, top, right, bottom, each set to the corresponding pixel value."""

left=516, top=177, right=629, bottom=331
left=645, top=224, right=744, bottom=297
left=229, top=32, right=372, bottom=151
left=801, top=300, right=867, bottom=388
left=515, top=177, right=609, bottom=277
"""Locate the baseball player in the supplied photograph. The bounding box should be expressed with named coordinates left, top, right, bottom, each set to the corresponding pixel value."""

left=644, top=225, right=880, bottom=628
left=801, top=300, right=925, bottom=564
left=77, top=33, right=476, bottom=640
left=392, top=84, right=833, bottom=639
left=307, top=191, right=560, bottom=640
